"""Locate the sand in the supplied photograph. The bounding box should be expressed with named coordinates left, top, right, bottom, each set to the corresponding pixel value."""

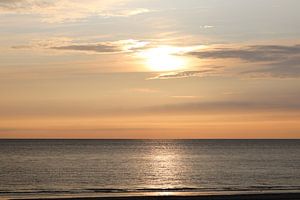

left=11, top=193, right=300, bottom=200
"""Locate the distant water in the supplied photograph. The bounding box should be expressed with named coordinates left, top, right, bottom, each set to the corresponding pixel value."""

left=0, top=140, right=299, bottom=199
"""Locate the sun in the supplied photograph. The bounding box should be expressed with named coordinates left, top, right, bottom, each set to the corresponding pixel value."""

left=139, top=46, right=187, bottom=72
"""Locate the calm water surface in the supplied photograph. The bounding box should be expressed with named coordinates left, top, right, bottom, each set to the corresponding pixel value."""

left=0, top=140, right=299, bottom=198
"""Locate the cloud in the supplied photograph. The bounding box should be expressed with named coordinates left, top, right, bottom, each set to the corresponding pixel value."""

left=51, top=44, right=120, bottom=53
left=145, top=100, right=300, bottom=114
left=200, top=25, right=214, bottom=29
left=10, top=38, right=300, bottom=78
left=149, top=68, right=223, bottom=80
left=188, top=44, right=300, bottom=78
left=50, top=39, right=150, bottom=54
left=13, top=38, right=149, bottom=54
left=129, top=88, right=160, bottom=93
left=240, top=53, right=300, bottom=78
left=171, top=96, right=199, bottom=99
left=2, top=99, right=299, bottom=118
left=189, top=44, right=300, bottom=63
left=0, top=0, right=150, bottom=23
left=101, top=8, right=151, bottom=17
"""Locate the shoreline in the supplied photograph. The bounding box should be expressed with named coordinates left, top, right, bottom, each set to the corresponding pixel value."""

left=9, top=193, right=300, bottom=200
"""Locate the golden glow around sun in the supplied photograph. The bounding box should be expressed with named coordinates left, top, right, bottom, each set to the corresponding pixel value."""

left=139, top=46, right=187, bottom=72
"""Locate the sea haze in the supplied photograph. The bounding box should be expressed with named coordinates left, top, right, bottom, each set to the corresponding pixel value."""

left=0, top=140, right=299, bottom=199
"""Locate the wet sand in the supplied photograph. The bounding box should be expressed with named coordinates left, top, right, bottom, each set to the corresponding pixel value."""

left=11, top=193, right=300, bottom=200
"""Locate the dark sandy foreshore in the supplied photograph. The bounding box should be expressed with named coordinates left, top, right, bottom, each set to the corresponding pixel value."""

left=11, top=193, right=300, bottom=200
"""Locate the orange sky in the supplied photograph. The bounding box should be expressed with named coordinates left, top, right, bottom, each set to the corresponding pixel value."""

left=1, top=0, right=300, bottom=138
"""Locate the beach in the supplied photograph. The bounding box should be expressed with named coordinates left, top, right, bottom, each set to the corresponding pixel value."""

left=10, top=193, right=300, bottom=200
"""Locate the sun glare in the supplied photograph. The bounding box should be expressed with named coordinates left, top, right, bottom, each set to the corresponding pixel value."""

left=139, top=46, right=187, bottom=72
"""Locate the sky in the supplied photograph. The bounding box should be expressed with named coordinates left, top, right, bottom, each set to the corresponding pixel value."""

left=0, top=0, right=300, bottom=139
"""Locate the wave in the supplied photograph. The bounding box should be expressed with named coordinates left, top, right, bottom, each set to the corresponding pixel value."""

left=1, top=185, right=300, bottom=195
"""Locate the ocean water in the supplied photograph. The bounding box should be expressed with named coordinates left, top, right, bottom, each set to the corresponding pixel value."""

left=0, top=140, right=299, bottom=199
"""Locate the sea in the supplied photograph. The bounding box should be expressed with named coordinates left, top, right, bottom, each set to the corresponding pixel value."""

left=0, top=139, right=299, bottom=199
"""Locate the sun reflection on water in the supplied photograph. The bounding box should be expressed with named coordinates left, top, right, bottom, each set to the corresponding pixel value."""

left=142, top=141, right=186, bottom=190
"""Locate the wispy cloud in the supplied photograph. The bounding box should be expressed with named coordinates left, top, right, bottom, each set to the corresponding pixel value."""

left=129, top=88, right=160, bottom=93
left=145, top=100, right=300, bottom=114
left=146, top=43, right=300, bottom=80
left=51, top=44, right=120, bottom=54
left=188, top=44, right=300, bottom=78
left=13, top=38, right=150, bottom=54
left=10, top=37, right=300, bottom=78
left=189, top=44, right=300, bottom=62
left=149, top=68, right=222, bottom=80
left=171, top=96, right=200, bottom=99
left=101, top=8, right=151, bottom=17
left=199, top=25, right=214, bottom=29
left=51, top=39, right=150, bottom=54
left=0, top=0, right=150, bottom=23
left=2, top=99, right=300, bottom=118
